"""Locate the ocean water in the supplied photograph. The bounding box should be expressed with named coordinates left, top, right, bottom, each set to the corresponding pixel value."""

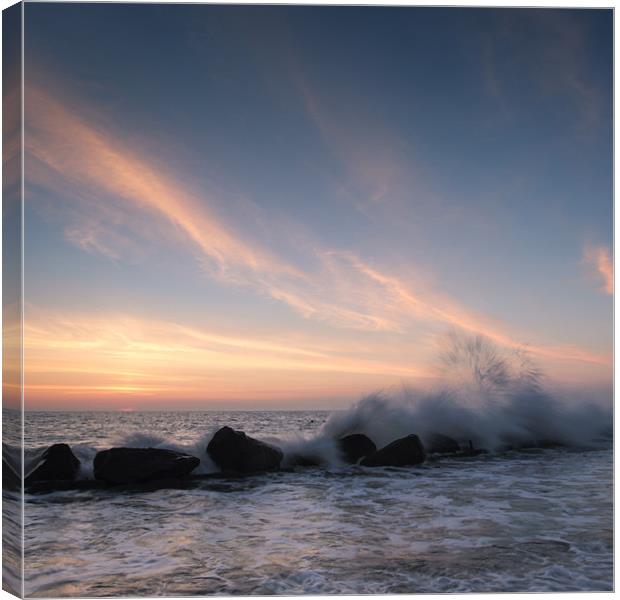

left=15, top=408, right=613, bottom=597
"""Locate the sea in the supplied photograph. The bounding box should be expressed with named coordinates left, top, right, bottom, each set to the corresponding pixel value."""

left=5, top=400, right=614, bottom=597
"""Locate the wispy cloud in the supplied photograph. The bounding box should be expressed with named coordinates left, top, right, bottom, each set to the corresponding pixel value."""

left=319, top=251, right=610, bottom=366
left=26, top=84, right=609, bottom=375
left=583, top=244, right=613, bottom=295
left=26, top=85, right=304, bottom=282
left=23, top=307, right=430, bottom=407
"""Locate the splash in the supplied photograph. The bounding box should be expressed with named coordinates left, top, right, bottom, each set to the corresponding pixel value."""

left=15, top=333, right=610, bottom=477
left=318, top=332, right=611, bottom=453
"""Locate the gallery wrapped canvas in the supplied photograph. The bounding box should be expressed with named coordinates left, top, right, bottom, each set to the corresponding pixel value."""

left=2, top=2, right=614, bottom=597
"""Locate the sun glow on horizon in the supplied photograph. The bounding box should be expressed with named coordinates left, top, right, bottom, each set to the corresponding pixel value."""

left=18, top=8, right=612, bottom=410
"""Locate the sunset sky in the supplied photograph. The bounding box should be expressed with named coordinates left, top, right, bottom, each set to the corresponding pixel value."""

left=22, top=5, right=612, bottom=410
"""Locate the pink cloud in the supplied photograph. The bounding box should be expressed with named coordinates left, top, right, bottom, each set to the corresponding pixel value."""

left=583, top=244, right=613, bottom=295
left=25, top=83, right=610, bottom=376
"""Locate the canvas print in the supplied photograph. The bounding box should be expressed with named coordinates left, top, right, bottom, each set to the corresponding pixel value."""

left=2, top=2, right=613, bottom=597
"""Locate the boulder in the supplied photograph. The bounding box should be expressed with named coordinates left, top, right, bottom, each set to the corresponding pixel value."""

left=25, top=443, right=80, bottom=485
left=3, top=458, right=20, bottom=490
left=3, top=443, right=21, bottom=490
left=338, top=434, right=377, bottom=464
left=93, top=447, right=200, bottom=485
left=207, top=426, right=283, bottom=473
left=361, top=434, right=426, bottom=467
left=425, top=432, right=460, bottom=454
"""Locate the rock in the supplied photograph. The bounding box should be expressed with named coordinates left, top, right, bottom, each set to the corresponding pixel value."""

left=289, top=454, right=323, bottom=467
left=456, top=440, right=488, bottom=456
left=361, top=434, right=425, bottom=467
left=425, top=432, right=460, bottom=454
left=207, top=426, right=283, bottom=473
left=338, top=434, right=377, bottom=464
left=27, top=479, right=108, bottom=494
left=3, top=443, right=20, bottom=490
left=25, top=443, right=80, bottom=485
left=3, top=458, right=20, bottom=490
left=93, top=447, right=200, bottom=485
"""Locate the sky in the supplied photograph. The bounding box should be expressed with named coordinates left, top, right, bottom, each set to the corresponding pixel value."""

left=20, top=4, right=612, bottom=410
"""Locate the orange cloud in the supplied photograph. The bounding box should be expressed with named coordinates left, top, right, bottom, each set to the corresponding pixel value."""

left=25, top=83, right=609, bottom=383
left=23, top=307, right=432, bottom=408
left=326, top=251, right=610, bottom=367
left=583, top=244, right=613, bottom=295
left=26, top=85, right=304, bottom=282
left=23, top=304, right=610, bottom=410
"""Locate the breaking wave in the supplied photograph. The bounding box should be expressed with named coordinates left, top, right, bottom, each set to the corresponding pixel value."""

left=274, top=332, right=612, bottom=464
left=17, top=332, right=612, bottom=476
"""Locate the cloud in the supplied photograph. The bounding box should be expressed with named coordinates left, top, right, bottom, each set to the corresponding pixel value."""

left=26, top=85, right=304, bottom=283
left=23, top=307, right=431, bottom=407
left=25, top=83, right=609, bottom=375
left=320, top=251, right=610, bottom=367
left=583, top=244, right=613, bottom=295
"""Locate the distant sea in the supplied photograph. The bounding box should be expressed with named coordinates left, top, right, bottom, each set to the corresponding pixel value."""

left=9, top=409, right=612, bottom=596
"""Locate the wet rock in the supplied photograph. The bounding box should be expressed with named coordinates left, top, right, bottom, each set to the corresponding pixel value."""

left=455, top=440, right=488, bottom=456
left=361, top=434, right=426, bottom=467
left=207, top=426, right=283, bottom=473
left=3, top=458, right=20, bottom=490
left=425, top=432, right=460, bottom=454
left=3, top=443, right=20, bottom=490
left=27, top=479, right=108, bottom=494
left=94, top=447, right=200, bottom=485
left=25, top=443, right=80, bottom=485
left=338, top=434, right=377, bottom=464
left=289, top=453, right=323, bottom=467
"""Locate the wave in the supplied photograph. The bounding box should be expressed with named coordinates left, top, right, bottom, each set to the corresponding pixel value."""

left=13, top=333, right=612, bottom=477
left=314, top=332, right=611, bottom=455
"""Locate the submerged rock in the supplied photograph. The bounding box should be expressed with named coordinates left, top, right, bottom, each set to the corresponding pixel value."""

left=361, top=434, right=426, bottom=467
left=25, top=443, right=80, bottom=485
left=425, top=432, right=460, bottom=454
left=338, top=434, right=377, bottom=464
left=94, top=447, right=200, bottom=485
left=207, top=426, right=283, bottom=473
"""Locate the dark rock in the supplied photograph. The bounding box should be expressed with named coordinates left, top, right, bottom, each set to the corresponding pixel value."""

left=425, top=432, right=460, bottom=454
left=3, top=443, right=21, bottom=490
left=3, top=458, right=20, bottom=490
left=25, top=443, right=80, bottom=485
left=361, top=434, right=426, bottom=467
left=338, top=434, right=377, bottom=464
left=452, top=440, right=488, bottom=457
left=94, top=447, right=200, bottom=485
left=290, top=454, right=323, bottom=467
left=27, top=479, right=109, bottom=494
left=207, top=426, right=283, bottom=473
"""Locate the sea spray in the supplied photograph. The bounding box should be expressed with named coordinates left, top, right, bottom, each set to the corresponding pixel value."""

left=30, top=333, right=610, bottom=475
left=318, top=332, right=611, bottom=452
